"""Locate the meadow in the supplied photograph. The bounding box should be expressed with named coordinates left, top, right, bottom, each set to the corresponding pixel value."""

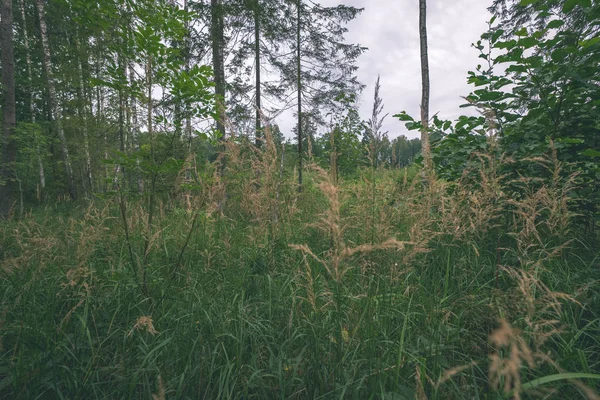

left=1, top=135, right=599, bottom=399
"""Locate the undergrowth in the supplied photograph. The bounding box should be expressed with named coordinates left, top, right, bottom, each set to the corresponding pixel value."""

left=0, top=131, right=599, bottom=399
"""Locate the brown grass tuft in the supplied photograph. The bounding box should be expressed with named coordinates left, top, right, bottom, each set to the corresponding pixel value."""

left=128, top=315, right=159, bottom=337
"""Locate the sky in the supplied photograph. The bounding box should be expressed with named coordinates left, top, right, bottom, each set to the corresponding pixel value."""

left=276, top=0, right=493, bottom=140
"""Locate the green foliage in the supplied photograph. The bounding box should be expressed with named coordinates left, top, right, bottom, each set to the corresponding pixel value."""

left=0, top=163, right=598, bottom=398
left=319, top=107, right=365, bottom=176
left=397, top=1, right=600, bottom=226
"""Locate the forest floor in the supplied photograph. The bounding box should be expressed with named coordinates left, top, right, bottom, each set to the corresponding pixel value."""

left=1, top=161, right=599, bottom=399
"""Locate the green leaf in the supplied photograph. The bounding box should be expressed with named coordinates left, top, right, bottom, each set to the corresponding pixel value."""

left=506, top=65, right=528, bottom=73
left=580, top=37, right=600, bottom=48
left=405, top=121, right=422, bottom=131
left=491, top=29, right=504, bottom=43
left=515, top=27, right=529, bottom=36
left=563, top=0, right=591, bottom=12
left=558, top=138, right=585, bottom=144
left=518, top=37, right=539, bottom=49
left=546, top=20, right=564, bottom=29
left=519, top=0, right=539, bottom=5
left=563, top=0, right=578, bottom=11
left=518, top=373, right=600, bottom=394
left=581, top=149, right=600, bottom=158
left=393, top=112, right=415, bottom=122
left=495, top=39, right=517, bottom=49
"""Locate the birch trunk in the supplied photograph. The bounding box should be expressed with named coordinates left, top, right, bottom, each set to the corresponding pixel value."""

left=37, top=0, right=76, bottom=200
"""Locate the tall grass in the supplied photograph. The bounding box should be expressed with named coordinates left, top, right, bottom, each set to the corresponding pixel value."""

left=0, top=136, right=598, bottom=399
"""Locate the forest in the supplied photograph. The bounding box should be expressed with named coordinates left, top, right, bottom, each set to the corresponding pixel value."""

left=0, top=0, right=599, bottom=398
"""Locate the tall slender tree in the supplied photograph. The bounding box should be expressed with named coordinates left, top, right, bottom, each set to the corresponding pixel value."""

left=211, top=0, right=226, bottom=139
left=18, top=0, right=45, bottom=191
left=419, top=0, right=432, bottom=174
left=75, top=34, right=93, bottom=192
left=36, top=0, right=77, bottom=200
left=296, top=0, right=303, bottom=190
left=184, top=0, right=193, bottom=149
left=0, top=0, right=17, bottom=217
left=282, top=2, right=365, bottom=127
left=254, top=0, right=261, bottom=146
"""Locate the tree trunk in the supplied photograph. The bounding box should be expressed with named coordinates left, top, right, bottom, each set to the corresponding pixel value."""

left=114, top=51, right=126, bottom=186
left=147, top=57, right=153, bottom=146
left=129, top=63, right=143, bottom=193
left=0, top=0, right=17, bottom=217
left=183, top=0, right=192, bottom=151
left=254, top=0, right=261, bottom=147
left=75, top=35, right=94, bottom=192
left=419, top=0, right=432, bottom=174
left=129, top=65, right=138, bottom=150
left=297, top=0, right=303, bottom=191
left=37, top=0, right=77, bottom=200
left=18, top=0, right=46, bottom=193
left=211, top=0, right=226, bottom=139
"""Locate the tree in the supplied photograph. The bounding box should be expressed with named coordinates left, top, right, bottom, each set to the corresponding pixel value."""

left=296, top=0, right=303, bottom=189
left=211, top=0, right=226, bottom=139
left=320, top=106, right=364, bottom=177
left=36, top=0, right=77, bottom=200
left=17, top=0, right=45, bottom=192
left=419, top=0, right=432, bottom=175
left=0, top=0, right=17, bottom=217
left=404, top=0, right=600, bottom=227
left=253, top=0, right=261, bottom=146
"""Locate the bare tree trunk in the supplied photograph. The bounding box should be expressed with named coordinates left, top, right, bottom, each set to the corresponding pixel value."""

left=37, top=0, right=77, bottom=200
left=254, top=0, right=262, bottom=147
left=93, top=46, right=109, bottom=191
left=184, top=0, right=192, bottom=151
left=129, top=64, right=143, bottom=193
left=296, top=0, right=303, bottom=191
left=75, top=35, right=94, bottom=192
left=0, top=0, right=17, bottom=217
left=274, top=141, right=285, bottom=223
left=18, top=0, right=46, bottom=193
left=147, top=58, right=153, bottom=145
left=113, top=52, right=126, bottom=186
left=129, top=66, right=137, bottom=150
left=211, top=0, right=226, bottom=139
left=419, top=0, right=432, bottom=175
left=330, top=126, right=337, bottom=185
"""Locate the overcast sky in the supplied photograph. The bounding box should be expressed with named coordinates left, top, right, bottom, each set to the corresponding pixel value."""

left=276, top=0, right=492, bottom=140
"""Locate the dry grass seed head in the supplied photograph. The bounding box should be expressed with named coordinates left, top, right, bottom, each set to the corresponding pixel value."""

left=488, top=319, right=535, bottom=400
left=152, top=375, right=165, bottom=400
left=128, top=316, right=159, bottom=337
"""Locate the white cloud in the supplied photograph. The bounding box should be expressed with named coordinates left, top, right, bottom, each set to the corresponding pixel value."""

left=275, top=0, right=492, bottom=140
